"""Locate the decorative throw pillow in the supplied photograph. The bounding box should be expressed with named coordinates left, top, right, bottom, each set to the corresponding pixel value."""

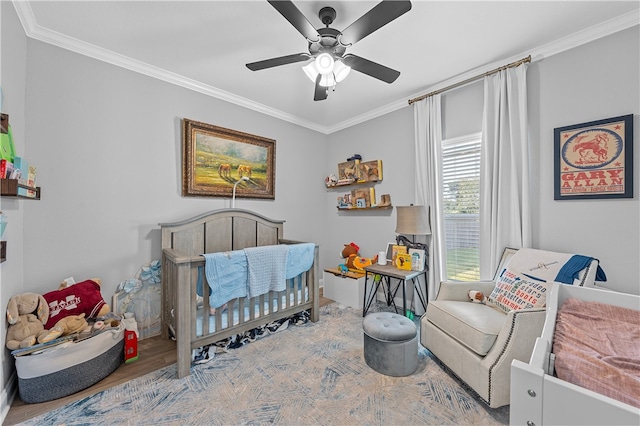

left=487, top=268, right=548, bottom=313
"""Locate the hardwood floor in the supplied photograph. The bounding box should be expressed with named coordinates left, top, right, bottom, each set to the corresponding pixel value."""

left=4, top=294, right=334, bottom=425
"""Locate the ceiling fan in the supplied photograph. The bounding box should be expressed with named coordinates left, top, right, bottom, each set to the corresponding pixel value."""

left=246, top=1, right=412, bottom=101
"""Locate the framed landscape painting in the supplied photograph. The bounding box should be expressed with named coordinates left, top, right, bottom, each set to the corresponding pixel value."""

left=554, top=114, right=633, bottom=200
left=182, top=119, right=275, bottom=199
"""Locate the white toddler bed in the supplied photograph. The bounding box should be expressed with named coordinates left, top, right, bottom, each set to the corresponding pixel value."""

left=160, top=209, right=319, bottom=378
left=510, top=282, right=640, bottom=425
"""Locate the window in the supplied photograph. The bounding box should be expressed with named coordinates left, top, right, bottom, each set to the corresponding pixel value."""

left=442, top=133, right=481, bottom=281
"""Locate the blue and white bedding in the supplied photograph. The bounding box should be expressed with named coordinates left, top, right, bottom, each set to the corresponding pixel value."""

left=198, top=243, right=315, bottom=309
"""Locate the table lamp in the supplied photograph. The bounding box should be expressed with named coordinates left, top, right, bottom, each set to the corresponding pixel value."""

left=395, top=205, right=430, bottom=271
left=395, top=205, right=431, bottom=240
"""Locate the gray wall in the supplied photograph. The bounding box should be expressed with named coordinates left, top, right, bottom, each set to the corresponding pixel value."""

left=325, top=27, right=639, bottom=296
left=21, top=40, right=329, bottom=299
left=532, top=26, right=639, bottom=294
left=0, top=2, right=28, bottom=415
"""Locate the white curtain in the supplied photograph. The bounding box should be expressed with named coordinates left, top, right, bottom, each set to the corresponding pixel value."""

left=480, top=64, right=532, bottom=279
left=414, top=95, right=446, bottom=301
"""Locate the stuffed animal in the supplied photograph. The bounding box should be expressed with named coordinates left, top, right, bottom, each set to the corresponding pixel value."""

left=469, top=290, right=486, bottom=303
left=42, top=278, right=110, bottom=330
left=53, top=313, right=89, bottom=336
left=6, top=292, right=48, bottom=325
left=325, top=174, right=338, bottom=187
left=340, top=242, right=360, bottom=259
left=5, top=293, right=63, bottom=350
left=345, top=254, right=379, bottom=271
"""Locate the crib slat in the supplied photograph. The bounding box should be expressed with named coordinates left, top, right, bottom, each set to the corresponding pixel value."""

left=202, top=276, right=211, bottom=337
left=225, top=300, right=233, bottom=329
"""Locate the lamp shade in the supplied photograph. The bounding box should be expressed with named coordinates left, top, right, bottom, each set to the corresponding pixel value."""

left=395, top=205, right=431, bottom=235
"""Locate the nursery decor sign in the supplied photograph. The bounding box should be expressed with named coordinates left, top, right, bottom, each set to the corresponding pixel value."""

left=554, top=114, right=633, bottom=200
left=182, top=119, right=275, bottom=199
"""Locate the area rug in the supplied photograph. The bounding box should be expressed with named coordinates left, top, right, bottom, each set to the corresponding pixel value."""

left=19, top=303, right=509, bottom=425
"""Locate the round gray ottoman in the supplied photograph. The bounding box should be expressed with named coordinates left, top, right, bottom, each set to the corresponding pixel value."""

left=363, top=312, right=418, bottom=376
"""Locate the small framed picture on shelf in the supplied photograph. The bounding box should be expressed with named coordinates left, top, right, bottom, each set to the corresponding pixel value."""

left=356, top=198, right=366, bottom=208
left=385, top=242, right=395, bottom=263
left=337, top=160, right=359, bottom=182
left=357, top=160, right=383, bottom=182
left=351, top=188, right=371, bottom=207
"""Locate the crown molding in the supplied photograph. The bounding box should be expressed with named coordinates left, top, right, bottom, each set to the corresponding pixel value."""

left=11, top=1, right=331, bottom=134
left=12, top=2, right=638, bottom=135
left=400, top=10, right=639, bottom=115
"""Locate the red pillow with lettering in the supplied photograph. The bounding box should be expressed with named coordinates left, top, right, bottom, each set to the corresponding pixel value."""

left=42, top=279, right=107, bottom=329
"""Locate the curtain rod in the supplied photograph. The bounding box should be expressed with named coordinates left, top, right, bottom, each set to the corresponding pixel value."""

left=407, top=55, right=531, bottom=105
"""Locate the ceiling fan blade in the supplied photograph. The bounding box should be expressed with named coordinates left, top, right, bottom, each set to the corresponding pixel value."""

left=342, top=54, right=400, bottom=84
left=267, top=0, right=320, bottom=42
left=314, top=74, right=328, bottom=101
left=339, top=1, right=412, bottom=46
left=246, top=53, right=311, bottom=71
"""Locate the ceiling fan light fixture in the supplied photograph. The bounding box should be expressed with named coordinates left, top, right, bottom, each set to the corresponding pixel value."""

left=315, top=52, right=334, bottom=75
left=302, top=62, right=318, bottom=82
left=319, top=73, right=336, bottom=88
left=333, top=60, right=351, bottom=83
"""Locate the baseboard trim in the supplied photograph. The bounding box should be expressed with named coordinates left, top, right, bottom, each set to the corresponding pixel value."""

left=1, top=371, right=18, bottom=424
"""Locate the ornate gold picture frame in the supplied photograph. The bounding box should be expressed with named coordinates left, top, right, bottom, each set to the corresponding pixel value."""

left=182, top=119, right=275, bottom=199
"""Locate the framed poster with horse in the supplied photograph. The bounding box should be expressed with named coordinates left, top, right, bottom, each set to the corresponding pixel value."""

left=182, top=119, right=275, bottom=199
left=554, top=114, right=633, bottom=200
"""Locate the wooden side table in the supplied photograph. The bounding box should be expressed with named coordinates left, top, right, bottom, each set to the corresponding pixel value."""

left=362, top=263, right=428, bottom=317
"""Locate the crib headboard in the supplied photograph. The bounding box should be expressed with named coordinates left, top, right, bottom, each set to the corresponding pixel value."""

left=159, top=208, right=285, bottom=256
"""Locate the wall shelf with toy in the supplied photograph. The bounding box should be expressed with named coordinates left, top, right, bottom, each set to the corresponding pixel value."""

left=1, top=179, right=41, bottom=199
left=1, top=113, right=41, bottom=200
left=1, top=112, right=41, bottom=264
left=326, top=156, right=391, bottom=211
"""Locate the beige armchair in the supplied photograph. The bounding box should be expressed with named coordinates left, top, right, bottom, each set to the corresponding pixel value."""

left=420, top=248, right=602, bottom=408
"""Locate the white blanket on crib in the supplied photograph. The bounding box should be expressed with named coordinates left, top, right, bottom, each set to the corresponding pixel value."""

left=245, top=245, right=288, bottom=298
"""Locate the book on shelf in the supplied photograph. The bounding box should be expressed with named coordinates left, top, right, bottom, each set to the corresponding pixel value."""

left=0, top=159, right=14, bottom=179
left=409, top=248, right=425, bottom=272
left=357, top=159, right=383, bottom=182
left=13, top=156, right=29, bottom=184
left=16, top=161, right=37, bottom=198
left=0, top=124, right=16, bottom=162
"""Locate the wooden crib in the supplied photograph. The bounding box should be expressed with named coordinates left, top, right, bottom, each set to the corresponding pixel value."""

left=160, top=209, right=319, bottom=378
